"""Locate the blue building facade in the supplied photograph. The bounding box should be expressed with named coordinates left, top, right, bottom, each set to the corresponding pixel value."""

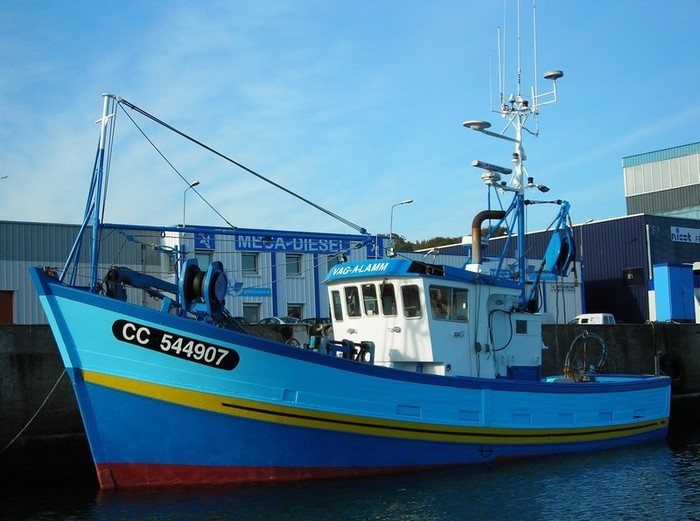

left=487, top=214, right=700, bottom=323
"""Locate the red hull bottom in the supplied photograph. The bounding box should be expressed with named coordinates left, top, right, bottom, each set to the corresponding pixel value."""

left=96, top=462, right=449, bottom=489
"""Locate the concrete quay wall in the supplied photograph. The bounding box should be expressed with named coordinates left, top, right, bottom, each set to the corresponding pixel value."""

left=0, top=326, right=93, bottom=484
left=541, top=323, right=700, bottom=393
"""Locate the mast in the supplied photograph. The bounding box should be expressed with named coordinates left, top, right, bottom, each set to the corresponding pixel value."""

left=89, top=94, right=114, bottom=289
left=463, top=0, right=563, bottom=307
left=61, top=94, right=116, bottom=288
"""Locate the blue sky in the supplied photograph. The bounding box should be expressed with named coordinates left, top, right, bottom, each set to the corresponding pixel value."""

left=2, top=1, right=699, bottom=242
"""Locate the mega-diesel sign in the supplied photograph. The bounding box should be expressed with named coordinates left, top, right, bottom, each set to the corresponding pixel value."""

left=235, top=234, right=352, bottom=253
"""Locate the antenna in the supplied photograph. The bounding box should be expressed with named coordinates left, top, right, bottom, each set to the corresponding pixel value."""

left=501, top=0, right=507, bottom=104
left=533, top=0, right=538, bottom=103
left=516, top=0, right=522, bottom=98
left=497, top=26, right=504, bottom=109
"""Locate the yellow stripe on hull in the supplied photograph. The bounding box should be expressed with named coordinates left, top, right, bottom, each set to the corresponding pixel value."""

left=83, top=370, right=668, bottom=445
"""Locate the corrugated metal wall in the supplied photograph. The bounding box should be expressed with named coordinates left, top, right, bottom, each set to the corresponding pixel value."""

left=1, top=222, right=82, bottom=324
left=0, top=222, right=166, bottom=323
left=626, top=185, right=700, bottom=215
left=645, top=215, right=700, bottom=266
left=623, top=141, right=700, bottom=217
left=577, top=216, right=650, bottom=323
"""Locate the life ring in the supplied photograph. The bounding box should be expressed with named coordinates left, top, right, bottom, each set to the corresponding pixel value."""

left=660, top=353, right=685, bottom=390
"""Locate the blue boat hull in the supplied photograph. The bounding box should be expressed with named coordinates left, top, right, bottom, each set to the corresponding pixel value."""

left=31, top=268, right=671, bottom=488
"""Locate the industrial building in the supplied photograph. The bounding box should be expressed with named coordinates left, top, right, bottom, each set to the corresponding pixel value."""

left=624, top=141, right=700, bottom=220
left=0, top=221, right=375, bottom=325
left=2, top=142, right=699, bottom=326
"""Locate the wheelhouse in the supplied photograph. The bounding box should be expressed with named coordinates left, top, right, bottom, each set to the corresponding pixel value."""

left=324, top=258, right=543, bottom=380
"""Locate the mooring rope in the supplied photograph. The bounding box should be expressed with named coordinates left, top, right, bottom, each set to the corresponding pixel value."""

left=0, top=369, right=66, bottom=456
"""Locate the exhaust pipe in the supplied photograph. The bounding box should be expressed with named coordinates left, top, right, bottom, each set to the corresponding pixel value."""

left=471, top=210, right=506, bottom=264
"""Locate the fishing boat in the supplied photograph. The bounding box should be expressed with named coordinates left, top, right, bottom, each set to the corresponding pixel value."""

left=31, top=29, right=670, bottom=489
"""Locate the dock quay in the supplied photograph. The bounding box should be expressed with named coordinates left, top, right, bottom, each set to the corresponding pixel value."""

left=2, top=323, right=698, bottom=485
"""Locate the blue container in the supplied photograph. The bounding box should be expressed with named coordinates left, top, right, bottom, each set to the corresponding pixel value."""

left=653, top=263, right=695, bottom=322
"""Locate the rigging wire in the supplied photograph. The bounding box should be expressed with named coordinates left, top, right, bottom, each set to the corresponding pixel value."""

left=114, top=96, right=369, bottom=236
left=116, top=103, right=237, bottom=230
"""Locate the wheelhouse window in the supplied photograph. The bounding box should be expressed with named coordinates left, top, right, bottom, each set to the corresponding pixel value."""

left=429, top=285, right=468, bottom=321
left=331, top=290, right=343, bottom=321
left=452, top=287, right=469, bottom=321
left=362, top=284, right=379, bottom=315
left=379, top=282, right=397, bottom=316
left=402, top=285, right=422, bottom=318
left=344, top=286, right=361, bottom=317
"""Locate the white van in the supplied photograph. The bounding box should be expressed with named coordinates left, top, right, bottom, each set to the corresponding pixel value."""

left=568, top=313, right=616, bottom=325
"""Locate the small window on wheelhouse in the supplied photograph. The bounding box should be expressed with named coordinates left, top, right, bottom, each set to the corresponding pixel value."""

left=380, top=282, right=397, bottom=316
left=344, top=286, right=361, bottom=317
left=331, top=290, right=343, bottom=321
left=452, top=287, right=469, bottom=321
left=402, top=285, right=422, bottom=318
left=362, top=284, right=379, bottom=315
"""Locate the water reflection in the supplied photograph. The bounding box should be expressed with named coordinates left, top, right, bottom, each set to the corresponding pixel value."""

left=6, top=426, right=700, bottom=521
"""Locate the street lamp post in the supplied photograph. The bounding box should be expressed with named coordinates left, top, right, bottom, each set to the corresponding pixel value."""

left=389, top=199, right=413, bottom=255
left=183, top=180, right=200, bottom=228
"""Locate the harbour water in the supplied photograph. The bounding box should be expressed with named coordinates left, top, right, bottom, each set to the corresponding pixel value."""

left=4, top=425, right=699, bottom=521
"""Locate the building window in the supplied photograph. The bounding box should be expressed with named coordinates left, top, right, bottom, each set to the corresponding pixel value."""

left=242, top=253, right=258, bottom=275
left=286, top=254, right=303, bottom=276
left=287, top=304, right=303, bottom=320
left=243, top=303, right=260, bottom=323
left=195, top=251, right=212, bottom=269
